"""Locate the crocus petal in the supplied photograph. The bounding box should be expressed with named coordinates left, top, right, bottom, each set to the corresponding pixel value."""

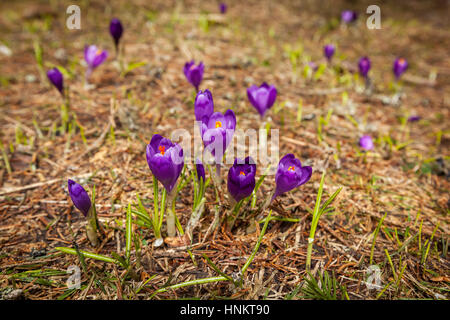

left=68, top=179, right=92, bottom=217
left=47, top=68, right=64, bottom=93
left=359, top=135, right=374, bottom=150
left=272, top=154, right=312, bottom=201
left=247, top=83, right=277, bottom=118
left=227, top=156, right=256, bottom=202
left=146, top=134, right=184, bottom=192
left=195, top=89, right=214, bottom=121
left=109, top=18, right=123, bottom=46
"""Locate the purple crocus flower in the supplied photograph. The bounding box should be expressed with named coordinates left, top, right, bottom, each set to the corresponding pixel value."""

left=247, top=83, right=277, bottom=118
left=408, top=115, right=421, bottom=122
left=324, top=44, right=335, bottom=61
left=358, top=56, right=371, bottom=78
left=146, top=134, right=184, bottom=193
left=359, top=135, right=374, bottom=151
left=272, top=154, right=312, bottom=201
left=393, top=57, right=408, bottom=79
left=47, top=68, right=64, bottom=94
left=183, top=60, right=204, bottom=91
left=84, top=45, right=108, bottom=78
left=219, top=3, right=227, bottom=14
left=68, top=179, right=92, bottom=217
left=195, top=89, right=214, bottom=122
left=201, top=109, right=236, bottom=161
left=109, top=18, right=124, bottom=50
left=308, top=62, right=319, bottom=72
left=341, top=10, right=358, bottom=23
left=227, top=156, right=256, bottom=203
left=195, top=158, right=206, bottom=183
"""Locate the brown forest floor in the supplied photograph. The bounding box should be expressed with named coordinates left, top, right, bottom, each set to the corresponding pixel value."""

left=0, top=0, right=449, bottom=300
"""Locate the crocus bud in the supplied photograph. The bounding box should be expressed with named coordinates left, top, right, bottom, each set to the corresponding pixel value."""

left=272, top=154, right=312, bottom=201
left=195, top=158, right=206, bottom=183
left=359, top=135, right=374, bottom=150
left=227, top=157, right=256, bottom=203
left=109, top=18, right=124, bottom=49
left=393, top=57, right=408, bottom=79
left=183, top=60, right=204, bottom=91
left=358, top=56, right=371, bottom=78
left=47, top=68, right=64, bottom=94
left=308, top=61, right=318, bottom=71
left=247, top=83, right=277, bottom=118
left=195, top=89, right=214, bottom=122
left=146, top=134, right=184, bottom=193
left=68, top=179, right=92, bottom=217
left=324, top=44, right=335, bottom=61
left=407, top=115, right=420, bottom=122
left=219, top=3, right=227, bottom=14
left=200, top=109, right=236, bottom=162
left=84, top=45, right=108, bottom=78
left=341, top=10, right=358, bottom=23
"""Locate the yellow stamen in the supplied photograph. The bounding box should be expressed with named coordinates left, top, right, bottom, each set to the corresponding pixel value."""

left=239, top=171, right=245, bottom=176
left=158, top=146, right=166, bottom=155
left=96, top=49, right=102, bottom=55
left=215, top=121, right=222, bottom=128
left=288, top=166, right=295, bottom=171
left=399, top=58, right=405, bottom=64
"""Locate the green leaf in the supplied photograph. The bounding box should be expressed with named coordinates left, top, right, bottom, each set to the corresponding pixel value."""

left=55, top=247, right=118, bottom=264
left=126, top=204, right=132, bottom=260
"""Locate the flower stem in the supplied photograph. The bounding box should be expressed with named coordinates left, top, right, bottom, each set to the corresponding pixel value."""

left=152, top=176, right=161, bottom=239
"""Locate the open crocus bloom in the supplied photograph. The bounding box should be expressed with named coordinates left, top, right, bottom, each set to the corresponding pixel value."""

left=393, top=58, right=408, bottom=79
left=247, top=83, right=277, bottom=118
left=146, top=134, right=184, bottom=193
left=227, top=156, right=256, bottom=203
left=272, top=154, right=312, bottom=201
left=68, top=179, right=92, bottom=217
left=183, top=60, right=204, bottom=91
left=84, top=45, right=108, bottom=70
left=200, top=109, right=236, bottom=162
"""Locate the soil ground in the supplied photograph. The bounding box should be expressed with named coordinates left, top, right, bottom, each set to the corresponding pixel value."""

left=0, top=0, right=449, bottom=300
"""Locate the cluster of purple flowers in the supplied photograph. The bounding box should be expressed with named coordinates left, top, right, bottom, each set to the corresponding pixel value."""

left=46, top=18, right=124, bottom=92
left=65, top=9, right=414, bottom=242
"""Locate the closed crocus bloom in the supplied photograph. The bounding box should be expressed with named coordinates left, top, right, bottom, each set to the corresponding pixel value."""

left=393, top=58, right=408, bottom=79
left=184, top=60, right=204, bottom=91
left=195, top=89, right=214, bottom=122
left=84, top=45, right=108, bottom=70
left=68, top=179, right=92, bottom=217
left=219, top=3, right=227, bottom=14
left=47, top=68, right=64, bottom=94
left=324, top=44, right=335, bottom=61
left=247, top=83, right=277, bottom=118
left=272, top=154, right=312, bottom=201
left=227, top=157, right=256, bottom=203
left=359, top=135, right=374, bottom=150
left=407, top=115, right=420, bottom=122
left=308, top=61, right=318, bottom=71
left=358, top=56, right=371, bottom=78
left=201, top=109, right=236, bottom=160
left=109, top=18, right=123, bottom=49
left=195, top=158, right=206, bottom=183
left=146, top=134, right=184, bottom=193
left=341, top=10, right=358, bottom=23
